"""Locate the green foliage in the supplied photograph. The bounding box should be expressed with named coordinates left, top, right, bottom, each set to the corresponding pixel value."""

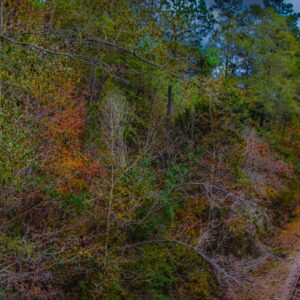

left=0, top=233, right=34, bottom=258
left=204, top=46, right=222, bottom=68
left=45, top=187, right=92, bottom=213
left=0, top=96, right=33, bottom=186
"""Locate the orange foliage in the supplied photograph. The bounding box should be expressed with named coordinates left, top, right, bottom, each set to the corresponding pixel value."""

left=44, top=103, right=85, bottom=140
left=38, top=79, right=100, bottom=192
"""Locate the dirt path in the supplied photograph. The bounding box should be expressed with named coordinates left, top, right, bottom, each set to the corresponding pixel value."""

left=246, top=207, right=300, bottom=300
left=279, top=250, right=300, bottom=300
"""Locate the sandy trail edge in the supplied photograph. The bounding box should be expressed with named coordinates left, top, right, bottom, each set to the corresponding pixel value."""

left=237, top=207, right=300, bottom=300
left=278, top=249, right=300, bottom=300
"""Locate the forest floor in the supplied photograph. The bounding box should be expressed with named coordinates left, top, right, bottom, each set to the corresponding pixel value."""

left=239, top=206, right=300, bottom=300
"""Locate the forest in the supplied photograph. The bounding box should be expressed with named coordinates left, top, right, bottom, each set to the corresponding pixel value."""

left=1, top=0, right=300, bottom=299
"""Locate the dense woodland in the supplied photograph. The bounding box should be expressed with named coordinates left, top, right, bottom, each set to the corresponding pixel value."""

left=1, top=0, right=300, bottom=298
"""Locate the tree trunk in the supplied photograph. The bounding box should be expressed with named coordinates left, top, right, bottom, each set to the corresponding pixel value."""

left=166, top=84, right=173, bottom=138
